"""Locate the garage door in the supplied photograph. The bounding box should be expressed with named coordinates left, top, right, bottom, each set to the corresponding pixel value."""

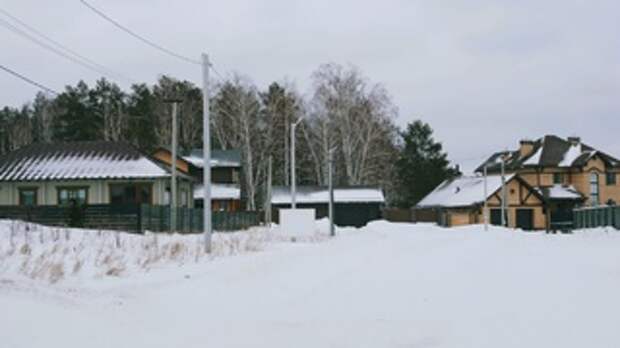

left=516, top=209, right=534, bottom=230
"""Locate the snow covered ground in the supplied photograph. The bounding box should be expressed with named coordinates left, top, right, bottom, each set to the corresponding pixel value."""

left=2, top=220, right=620, bottom=348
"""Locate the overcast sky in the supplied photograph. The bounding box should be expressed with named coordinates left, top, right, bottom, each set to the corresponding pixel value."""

left=2, top=0, right=619, bottom=170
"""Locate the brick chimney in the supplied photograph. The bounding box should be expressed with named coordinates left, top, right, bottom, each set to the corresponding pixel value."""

left=519, top=139, right=535, bottom=158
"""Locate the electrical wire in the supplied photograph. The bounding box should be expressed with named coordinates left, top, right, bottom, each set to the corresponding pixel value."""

left=79, top=0, right=201, bottom=65
left=0, top=64, right=59, bottom=95
left=0, top=8, right=135, bottom=83
left=0, top=16, right=131, bottom=83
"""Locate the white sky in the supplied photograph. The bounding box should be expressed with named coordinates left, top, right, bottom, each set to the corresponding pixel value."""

left=2, top=0, right=619, bottom=167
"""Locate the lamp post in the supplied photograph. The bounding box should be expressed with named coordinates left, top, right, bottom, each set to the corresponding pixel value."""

left=328, top=147, right=336, bottom=237
left=483, top=163, right=488, bottom=231
left=290, top=118, right=302, bottom=209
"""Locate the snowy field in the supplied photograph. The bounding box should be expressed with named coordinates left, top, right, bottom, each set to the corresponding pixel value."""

left=2, top=220, right=620, bottom=347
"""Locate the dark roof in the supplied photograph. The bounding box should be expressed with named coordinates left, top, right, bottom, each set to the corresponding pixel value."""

left=476, top=135, right=620, bottom=173
left=0, top=141, right=175, bottom=182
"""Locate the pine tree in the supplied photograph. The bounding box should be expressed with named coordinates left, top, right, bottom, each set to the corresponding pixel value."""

left=51, top=81, right=101, bottom=141
left=395, top=120, right=455, bottom=207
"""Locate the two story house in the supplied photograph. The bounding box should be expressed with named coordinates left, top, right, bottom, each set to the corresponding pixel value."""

left=416, top=135, right=620, bottom=230
left=152, top=147, right=242, bottom=211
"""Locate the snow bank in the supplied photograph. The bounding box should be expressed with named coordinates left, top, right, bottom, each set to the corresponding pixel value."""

left=0, top=220, right=327, bottom=284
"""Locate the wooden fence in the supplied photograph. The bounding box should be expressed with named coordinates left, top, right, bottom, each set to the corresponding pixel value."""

left=573, top=205, right=620, bottom=230
left=0, top=204, right=260, bottom=233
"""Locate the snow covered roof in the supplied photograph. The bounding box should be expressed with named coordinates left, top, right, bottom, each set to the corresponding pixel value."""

left=537, top=185, right=583, bottom=200
left=476, top=135, right=620, bottom=173
left=193, top=184, right=241, bottom=200
left=0, top=142, right=173, bottom=182
left=417, top=175, right=513, bottom=208
left=184, top=149, right=241, bottom=168
left=271, top=186, right=385, bottom=204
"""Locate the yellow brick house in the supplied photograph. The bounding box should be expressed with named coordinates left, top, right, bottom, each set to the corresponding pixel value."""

left=416, top=135, right=619, bottom=230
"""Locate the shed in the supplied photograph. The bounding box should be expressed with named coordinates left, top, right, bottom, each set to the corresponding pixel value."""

left=270, top=186, right=385, bottom=227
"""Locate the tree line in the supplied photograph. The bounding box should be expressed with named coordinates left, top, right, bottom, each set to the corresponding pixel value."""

left=0, top=63, right=457, bottom=209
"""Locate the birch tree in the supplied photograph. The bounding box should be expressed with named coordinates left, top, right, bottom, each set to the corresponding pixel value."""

left=308, top=63, right=399, bottom=188
left=211, top=75, right=267, bottom=210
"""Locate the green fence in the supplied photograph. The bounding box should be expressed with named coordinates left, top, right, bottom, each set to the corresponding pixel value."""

left=573, top=206, right=620, bottom=230
left=0, top=204, right=260, bottom=234
left=139, top=205, right=260, bottom=233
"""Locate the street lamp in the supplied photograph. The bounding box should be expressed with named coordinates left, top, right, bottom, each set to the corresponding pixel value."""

left=290, top=118, right=302, bottom=209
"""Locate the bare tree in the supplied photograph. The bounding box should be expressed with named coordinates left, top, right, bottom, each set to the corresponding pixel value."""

left=308, top=63, right=399, bottom=188
left=211, top=75, right=268, bottom=210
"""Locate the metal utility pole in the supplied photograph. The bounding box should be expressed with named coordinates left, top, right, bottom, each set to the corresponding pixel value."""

left=483, top=164, right=488, bottom=231
left=164, top=99, right=181, bottom=233
left=266, top=156, right=273, bottom=227
left=202, top=53, right=212, bottom=252
left=501, top=157, right=507, bottom=227
left=328, top=148, right=335, bottom=237
left=290, top=119, right=302, bottom=209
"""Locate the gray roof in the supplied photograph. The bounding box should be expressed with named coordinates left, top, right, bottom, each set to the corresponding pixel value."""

left=184, top=149, right=241, bottom=168
left=476, top=135, right=620, bottom=173
left=0, top=141, right=175, bottom=182
left=271, top=186, right=385, bottom=204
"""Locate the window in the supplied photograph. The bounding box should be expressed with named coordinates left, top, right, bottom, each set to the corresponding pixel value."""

left=57, top=187, right=88, bottom=205
left=606, top=172, right=617, bottom=186
left=110, top=183, right=152, bottom=205
left=180, top=189, right=188, bottom=207
left=164, top=188, right=171, bottom=205
left=590, top=172, right=600, bottom=205
left=553, top=173, right=564, bottom=185
left=19, top=188, right=37, bottom=206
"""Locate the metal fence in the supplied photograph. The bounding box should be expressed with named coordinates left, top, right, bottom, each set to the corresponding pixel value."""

left=139, top=205, right=260, bottom=233
left=573, top=206, right=620, bottom=230
left=0, top=204, right=261, bottom=234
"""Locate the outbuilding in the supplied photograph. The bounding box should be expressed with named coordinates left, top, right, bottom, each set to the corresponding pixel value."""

left=270, top=186, right=385, bottom=227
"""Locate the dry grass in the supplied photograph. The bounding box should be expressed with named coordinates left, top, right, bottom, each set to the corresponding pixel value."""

left=0, top=220, right=326, bottom=284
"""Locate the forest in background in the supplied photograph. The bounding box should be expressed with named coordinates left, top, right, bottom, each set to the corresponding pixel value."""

left=0, top=63, right=455, bottom=209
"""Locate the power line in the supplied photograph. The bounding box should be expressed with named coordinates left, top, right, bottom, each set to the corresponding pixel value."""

left=0, top=64, right=59, bottom=95
left=80, top=0, right=201, bottom=65
left=0, top=8, right=135, bottom=83
left=0, top=16, right=132, bottom=83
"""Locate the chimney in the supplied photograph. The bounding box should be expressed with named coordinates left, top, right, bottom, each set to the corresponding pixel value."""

left=519, top=139, right=535, bottom=158
left=568, top=136, right=581, bottom=146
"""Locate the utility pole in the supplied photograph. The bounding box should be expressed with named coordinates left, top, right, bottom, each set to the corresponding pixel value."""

left=164, top=99, right=181, bottom=233
left=202, top=53, right=212, bottom=252
left=290, top=119, right=302, bottom=209
left=266, top=156, right=273, bottom=227
left=501, top=157, right=507, bottom=227
left=328, top=148, right=335, bottom=237
left=483, top=163, right=488, bottom=231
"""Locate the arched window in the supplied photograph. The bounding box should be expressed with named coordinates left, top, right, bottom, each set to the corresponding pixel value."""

left=590, top=172, right=599, bottom=205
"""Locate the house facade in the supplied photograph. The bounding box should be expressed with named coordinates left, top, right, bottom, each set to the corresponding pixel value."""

left=152, top=148, right=242, bottom=211
left=0, top=142, right=193, bottom=207
left=417, top=135, right=619, bottom=230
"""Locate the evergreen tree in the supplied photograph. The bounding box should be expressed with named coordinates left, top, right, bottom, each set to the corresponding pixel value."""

left=125, top=83, right=158, bottom=151
left=51, top=81, right=101, bottom=141
left=395, top=120, right=455, bottom=207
